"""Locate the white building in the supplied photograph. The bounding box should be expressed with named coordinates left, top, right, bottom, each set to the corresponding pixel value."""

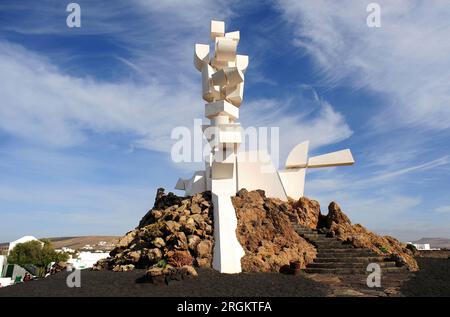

left=67, top=251, right=109, bottom=270
left=0, top=255, right=6, bottom=277
left=8, top=236, right=43, bottom=254
left=407, top=242, right=440, bottom=251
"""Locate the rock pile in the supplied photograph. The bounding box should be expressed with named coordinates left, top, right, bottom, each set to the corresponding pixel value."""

left=94, top=187, right=418, bottom=275
left=49, top=261, right=68, bottom=275
left=318, top=201, right=419, bottom=271
left=93, top=188, right=214, bottom=277
left=232, top=189, right=317, bottom=272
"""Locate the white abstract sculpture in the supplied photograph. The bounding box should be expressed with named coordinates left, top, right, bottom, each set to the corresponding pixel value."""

left=175, top=20, right=355, bottom=274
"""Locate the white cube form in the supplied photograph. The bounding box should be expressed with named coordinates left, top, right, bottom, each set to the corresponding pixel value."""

left=211, top=160, right=235, bottom=179
left=225, top=31, right=240, bottom=43
left=285, top=141, right=309, bottom=169
left=225, top=82, right=244, bottom=107
left=308, top=149, right=355, bottom=168
left=236, top=54, right=249, bottom=73
left=202, top=64, right=221, bottom=102
left=205, top=100, right=239, bottom=120
left=211, top=20, right=225, bottom=40
left=224, top=67, right=244, bottom=86
left=194, top=44, right=210, bottom=72
left=211, top=67, right=244, bottom=88
left=211, top=58, right=235, bottom=70
left=218, top=124, right=242, bottom=146
left=211, top=68, right=227, bottom=87
left=215, top=37, right=238, bottom=62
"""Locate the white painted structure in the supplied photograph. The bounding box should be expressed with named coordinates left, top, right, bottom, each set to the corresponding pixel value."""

left=176, top=20, right=355, bottom=274
left=67, top=251, right=109, bottom=270
left=0, top=255, right=6, bottom=277
left=408, top=243, right=441, bottom=251
left=8, top=236, right=43, bottom=254
left=0, top=278, right=12, bottom=288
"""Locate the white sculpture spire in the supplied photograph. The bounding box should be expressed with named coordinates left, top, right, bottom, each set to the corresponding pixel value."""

left=175, top=20, right=355, bottom=274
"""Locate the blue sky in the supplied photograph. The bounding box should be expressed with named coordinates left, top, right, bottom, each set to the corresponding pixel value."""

left=0, top=0, right=449, bottom=242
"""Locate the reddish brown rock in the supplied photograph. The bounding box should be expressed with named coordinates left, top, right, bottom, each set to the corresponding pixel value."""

left=319, top=202, right=418, bottom=271
left=232, top=189, right=316, bottom=272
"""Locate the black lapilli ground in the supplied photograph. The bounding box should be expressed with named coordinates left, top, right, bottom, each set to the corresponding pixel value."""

left=400, top=257, right=450, bottom=297
left=0, top=268, right=328, bottom=297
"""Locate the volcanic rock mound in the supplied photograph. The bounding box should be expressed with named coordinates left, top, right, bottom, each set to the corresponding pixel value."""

left=94, top=189, right=214, bottom=272
left=94, top=188, right=418, bottom=273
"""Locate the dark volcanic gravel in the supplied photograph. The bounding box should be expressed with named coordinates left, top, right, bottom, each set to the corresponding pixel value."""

left=0, top=268, right=328, bottom=297
left=400, top=257, right=450, bottom=297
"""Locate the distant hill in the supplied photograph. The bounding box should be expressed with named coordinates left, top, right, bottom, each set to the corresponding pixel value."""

left=412, top=238, right=450, bottom=249
left=0, top=236, right=120, bottom=252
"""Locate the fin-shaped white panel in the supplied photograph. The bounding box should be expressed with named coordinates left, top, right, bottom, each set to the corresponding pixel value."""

left=194, top=44, right=210, bottom=72
left=237, top=150, right=287, bottom=200
left=278, top=168, right=306, bottom=200
left=286, top=141, right=309, bottom=169
left=308, top=149, right=355, bottom=168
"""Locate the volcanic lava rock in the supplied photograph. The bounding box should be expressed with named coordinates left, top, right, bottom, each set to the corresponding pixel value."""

left=93, top=189, right=214, bottom=271
left=93, top=187, right=418, bottom=274
left=318, top=201, right=419, bottom=271
left=232, top=189, right=317, bottom=272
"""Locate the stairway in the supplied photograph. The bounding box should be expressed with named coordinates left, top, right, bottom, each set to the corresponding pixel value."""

left=293, top=224, right=413, bottom=295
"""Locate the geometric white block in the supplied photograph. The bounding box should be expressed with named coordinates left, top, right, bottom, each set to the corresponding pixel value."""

left=217, top=124, right=242, bottom=145
left=211, top=69, right=227, bottom=87
left=205, top=100, right=239, bottom=120
left=185, top=171, right=207, bottom=196
left=211, top=67, right=244, bottom=87
left=202, top=64, right=220, bottom=102
left=225, top=31, right=240, bottom=43
left=211, top=160, right=235, bottom=179
left=225, top=82, right=244, bottom=107
left=194, top=44, right=210, bottom=72
left=175, top=178, right=188, bottom=190
left=286, top=141, right=309, bottom=169
left=224, top=67, right=244, bottom=86
left=215, top=37, right=238, bottom=62
left=236, top=54, right=249, bottom=73
left=211, top=20, right=225, bottom=40
left=307, top=149, right=355, bottom=168
left=278, top=168, right=306, bottom=200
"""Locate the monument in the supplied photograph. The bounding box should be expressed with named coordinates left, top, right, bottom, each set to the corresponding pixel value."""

left=175, top=20, right=355, bottom=273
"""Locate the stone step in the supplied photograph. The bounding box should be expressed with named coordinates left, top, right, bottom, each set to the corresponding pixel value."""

left=304, top=237, right=336, bottom=243
left=304, top=266, right=407, bottom=275
left=293, top=226, right=316, bottom=233
left=296, top=230, right=317, bottom=235
left=315, top=247, right=374, bottom=253
left=308, top=261, right=397, bottom=269
left=317, top=251, right=380, bottom=258
left=300, top=233, right=326, bottom=241
left=315, top=244, right=355, bottom=249
left=314, top=256, right=387, bottom=263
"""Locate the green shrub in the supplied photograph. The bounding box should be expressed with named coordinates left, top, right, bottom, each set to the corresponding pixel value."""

left=8, top=240, right=69, bottom=275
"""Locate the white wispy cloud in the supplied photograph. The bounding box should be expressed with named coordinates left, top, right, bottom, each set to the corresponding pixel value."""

left=276, top=0, right=450, bottom=131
